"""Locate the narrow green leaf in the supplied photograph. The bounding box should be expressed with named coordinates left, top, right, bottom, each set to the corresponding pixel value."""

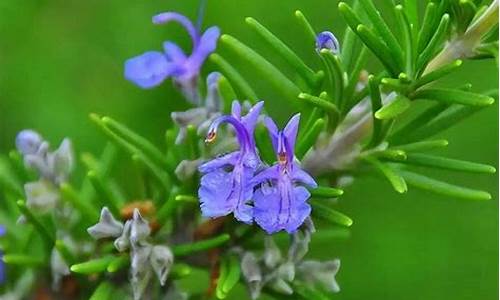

left=2, top=254, right=44, bottom=267
left=17, top=200, right=55, bottom=245
left=399, top=170, right=492, bottom=201
left=368, top=75, right=384, bottom=146
left=297, top=93, right=340, bottom=115
left=341, top=27, right=357, bottom=70
left=359, top=0, right=404, bottom=68
left=413, top=60, right=462, bottom=89
left=246, top=17, right=318, bottom=88
left=409, top=105, right=481, bottom=141
left=310, top=199, right=353, bottom=227
left=0, top=157, right=23, bottom=198
left=356, top=24, right=401, bottom=76
left=320, top=50, right=345, bottom=109
left=402, top=0, right=419, bottom=29
left=293, top=281, right=331, bottom=300
left=395, top=5, right=415, bottom=77
left=60, top=183, right=100, bottom=221
left=294, top=10, right=317, bottom=43
left=345, top=46, right=368, bottom=104
left=218, top=75, right=238, bottom=113
left=390, top=103, right=448, bottom=144
left=338, top=2, right=364, bottom=34
left=375, top=95, right=411, bottom=120
left=222, top=256, right=241, bottom=294
left=157, top=188, right=179, bottom=226
left=363, top=157, right=408, bottom=193
left=412, top=88, right=494, bottom=106
left=220, top=34, right=301, bottom=101
left=296, top=118, right=326, bottom=159
left=416, top=14, right=450, bottom=72
left=309, top=186, right=344, bottom=198
left=175, top=194, right=198, bottom=203
left=403, top=154, right=496, bottom=173
left=55, top=239, right=77, bottom=266
left=89, top=282, right=113, bottom=300
left=172, top=234, right=231, bottom=257
left=209, top=53, right=258, bottom=103
left=417, top=2, right=438, bottom=53
left=170, top=263, right=192, bottom=279
left=371, top=149, right=407, bottom=161
left=70, top=256, right=115, bottom=274
left=391, top=139, right=449, bottom=152
left=102, top=116, right=167, bottom=168
left=87, top=171, right=122, bottom=216
left=106, top=255, right=129, bottom=273
left=216, top=257, right=229, bottom=299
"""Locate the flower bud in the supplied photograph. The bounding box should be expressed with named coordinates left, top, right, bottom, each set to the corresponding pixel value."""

left=16, top=130, right=43, bottom=156
left=316, top=31, right=340, bottom=54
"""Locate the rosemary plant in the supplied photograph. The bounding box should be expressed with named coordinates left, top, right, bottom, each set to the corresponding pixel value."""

left=0, top=0, right=497, bottom=299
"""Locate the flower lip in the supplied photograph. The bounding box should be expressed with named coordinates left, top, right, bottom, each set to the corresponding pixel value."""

left=205, top=130, right=217, bottom=143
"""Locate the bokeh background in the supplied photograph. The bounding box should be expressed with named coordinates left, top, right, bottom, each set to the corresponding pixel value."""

left=0, top=0, right=498, bottom=299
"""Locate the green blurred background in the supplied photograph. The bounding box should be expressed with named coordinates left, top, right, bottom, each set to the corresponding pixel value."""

left=0, top=0, right=498, bottom=299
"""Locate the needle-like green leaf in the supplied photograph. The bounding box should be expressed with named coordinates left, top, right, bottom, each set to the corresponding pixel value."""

left=298, top=93, right=340, bottom=115
left=294, top=10, right=317, bottom=43
left=60, top=183, right=100, bottom=221
left=89, top=282, right=114, bottom=300
left=363, top=157, right=408, bottom=193
left=17, top=200, right=55, bottom=245
left=310, top=199, right=353, bottom=227
left=220, top=34, right=301, bottom=102
left=209, top=53, right=258, bottom=103
left=375, top=95, right=411, bottom=120
left=246, top=17, right=318, bottom=88
left=413, top=60, right=463, bottom=89
left=55, top=239, right=77, bottom=266
left=391, top=139, right=449, bottom=152
left=356, top=24, right=401, bottom=76
left=403, top=154, right=496, bottom=173
left=216, top=255, right=241, bottom=299
left=399, top=170, right=492, bottom=201
left=70, top=256, right=116, bottom=274
left=101, top=116, right=167, bottom=168
left=218, top=75, right=238, bottom=113
left=412, top=88, right=494, bottom=106
left=106, top=255, right=129, bottom=273
left=368, top=75, right=384, bottom=146
left=416, top=14, right=450, bottom=73
left=359, top=0, right=404, bottom=68
left=87, top=171, right=122, bottom=216
left=172, top=234, right=231, bottom=257
left=296, top=118, right=326, bottom=159
left=417, top=2, right=438, bottom=53
left=309, top=186, right=344, bottom=198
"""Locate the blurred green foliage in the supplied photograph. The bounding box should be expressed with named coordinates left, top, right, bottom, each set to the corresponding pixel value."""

left=0, top=0, right=497, bottom=299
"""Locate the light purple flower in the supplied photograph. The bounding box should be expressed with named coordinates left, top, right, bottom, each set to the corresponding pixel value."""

left=198, top=101, right=264, bottom=223
left=252, top=114, right=318, bottom=234
left=316, top=31, right=340, bottom=54
left=124, top=12, right=220, bottom=99
left=0, top=225, right=6, bottom=284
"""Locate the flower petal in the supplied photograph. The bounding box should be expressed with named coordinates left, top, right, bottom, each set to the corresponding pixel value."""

left=163, top=41, right=187, bottom=63
left=283, top=113, right=300, bottom=154
left=124, top=51, right=172, bottom=89
left=198, top=152, right=239, bottom=173
left=188, top=26, right=220, bottom=71
left=291, top=166, right=318, bottom=187
left=264, top=117, right=279, bottom=154
left=152, top=12, right=199, bottom=45
left=241, top=101, right=264, bottom=137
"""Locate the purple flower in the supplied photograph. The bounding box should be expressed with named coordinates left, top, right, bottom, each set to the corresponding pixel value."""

left=0, top=225, right=6, bottom=284
left=316, top=31, right=340, bottom=54
left=124, top=12, right=220, bottom=101
left=198, top=101, right=264, bottom=223
left=252, top=114, right=317, bottom=234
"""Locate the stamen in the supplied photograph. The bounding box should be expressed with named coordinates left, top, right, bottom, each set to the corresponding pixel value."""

left=278, top=152, right=287, bottom=165
left=205, top=130, right=217, bottom=143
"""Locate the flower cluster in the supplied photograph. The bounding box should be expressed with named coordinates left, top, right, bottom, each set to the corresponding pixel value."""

left=125, top=12, right=220, bottom=105
left=15, top=130, right=73, bottom=213
left=198, top=101, right=317, bottom=234
left=88, top=207, right=175, bottom=300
